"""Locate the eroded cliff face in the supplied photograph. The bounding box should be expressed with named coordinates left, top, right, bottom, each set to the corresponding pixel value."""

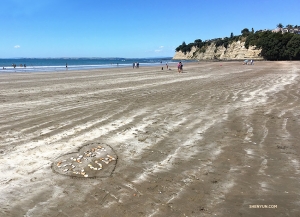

left=173, top=41, right=263, bottom=60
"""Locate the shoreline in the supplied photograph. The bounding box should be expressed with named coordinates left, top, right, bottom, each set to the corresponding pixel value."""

left=0, top=58, right=185, bottom=74
left=0, top=62, right=180, bottom=74
left=0, top=61, right=195, bottom=75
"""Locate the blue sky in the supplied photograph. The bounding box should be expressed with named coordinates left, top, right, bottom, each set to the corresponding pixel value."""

left=1, top=0, right=299, bottom=58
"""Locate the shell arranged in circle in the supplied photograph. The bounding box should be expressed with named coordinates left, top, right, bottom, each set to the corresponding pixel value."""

left=52, top=143, right=117, bottom=178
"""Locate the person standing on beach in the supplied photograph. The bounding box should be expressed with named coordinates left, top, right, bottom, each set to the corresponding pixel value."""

left=137, top=62, right=139, bottom=68
left=66, top=63, right=68, bottom=69
left=180, top=62, right=183, bottom=73
left=133, top=63, right=135, bottom=68
left=177, top=62, right=181, bottom=73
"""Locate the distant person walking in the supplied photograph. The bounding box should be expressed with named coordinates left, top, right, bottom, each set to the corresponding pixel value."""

left=133, top=63, right=135, bottom=68
left=180, top=62, right=183, bottom=72
left=66, top=63, right=68, bottom=69
left=137, top=62, right=139, bottom=68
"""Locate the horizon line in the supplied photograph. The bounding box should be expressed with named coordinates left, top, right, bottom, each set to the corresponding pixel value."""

left=0, top=56, right=173, bottom=59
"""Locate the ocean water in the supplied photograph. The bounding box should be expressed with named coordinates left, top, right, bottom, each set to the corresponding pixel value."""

left=0, top=58, right=185, bottom=73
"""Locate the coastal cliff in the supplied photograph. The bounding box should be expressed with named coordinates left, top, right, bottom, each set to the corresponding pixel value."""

left=173, top=41, right=262, bottom=60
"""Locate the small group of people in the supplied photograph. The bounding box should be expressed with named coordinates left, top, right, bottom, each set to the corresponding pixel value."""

left=133, top=62, right=139, bottom=68
left=11, top=63, right=26, bottom=68
left=243, top=59, right=254, bottom=65
left=177, top=61, right=183, bottom=73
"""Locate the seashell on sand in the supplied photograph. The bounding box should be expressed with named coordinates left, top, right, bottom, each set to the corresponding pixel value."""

left=102, top=160, right=109, bottom=164
left=107, top=155, right=116, bottom=160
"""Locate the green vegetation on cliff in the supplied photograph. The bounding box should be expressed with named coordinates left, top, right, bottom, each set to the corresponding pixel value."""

left=176, top=25, right=300, bottom=60
left=245, top=31, right=300, bottom=60
left=175, top=35, right=242, bottom=55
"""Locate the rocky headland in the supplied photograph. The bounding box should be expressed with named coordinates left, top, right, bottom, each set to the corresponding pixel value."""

left=173, top=40, right=262, bottom=60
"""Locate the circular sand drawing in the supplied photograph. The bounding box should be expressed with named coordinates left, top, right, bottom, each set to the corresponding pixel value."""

left=52, top=143, right=117, bottom=178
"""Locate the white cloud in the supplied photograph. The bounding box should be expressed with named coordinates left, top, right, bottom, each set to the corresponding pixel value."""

left=154, top=46, right=165, bottom=53
left=14, top=45, right=20, bottom=48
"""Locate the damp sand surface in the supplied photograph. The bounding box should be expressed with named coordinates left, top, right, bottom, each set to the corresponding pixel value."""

left=1, top=62, right=300, bottom=216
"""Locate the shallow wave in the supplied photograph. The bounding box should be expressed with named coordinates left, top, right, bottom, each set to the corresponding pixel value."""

left=0, top=62, right=179, bottom=73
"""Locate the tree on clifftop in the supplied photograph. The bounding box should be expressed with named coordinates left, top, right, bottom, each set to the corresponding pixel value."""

left=194, top=39, right=203, bottom=48
left=241, top=28, right=250, bottom=36
left=175, top=41, right=187, bottom=52
left=175, top=41, right=194, bottom=55
left=277, top=23, right=283, bottom=29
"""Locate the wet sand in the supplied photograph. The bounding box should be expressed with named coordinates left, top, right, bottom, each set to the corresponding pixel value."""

left=1, top=61, right=300, bottom=217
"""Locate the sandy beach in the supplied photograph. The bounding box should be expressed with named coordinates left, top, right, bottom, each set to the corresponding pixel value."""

left=1, top=61, right=300, bottom=217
